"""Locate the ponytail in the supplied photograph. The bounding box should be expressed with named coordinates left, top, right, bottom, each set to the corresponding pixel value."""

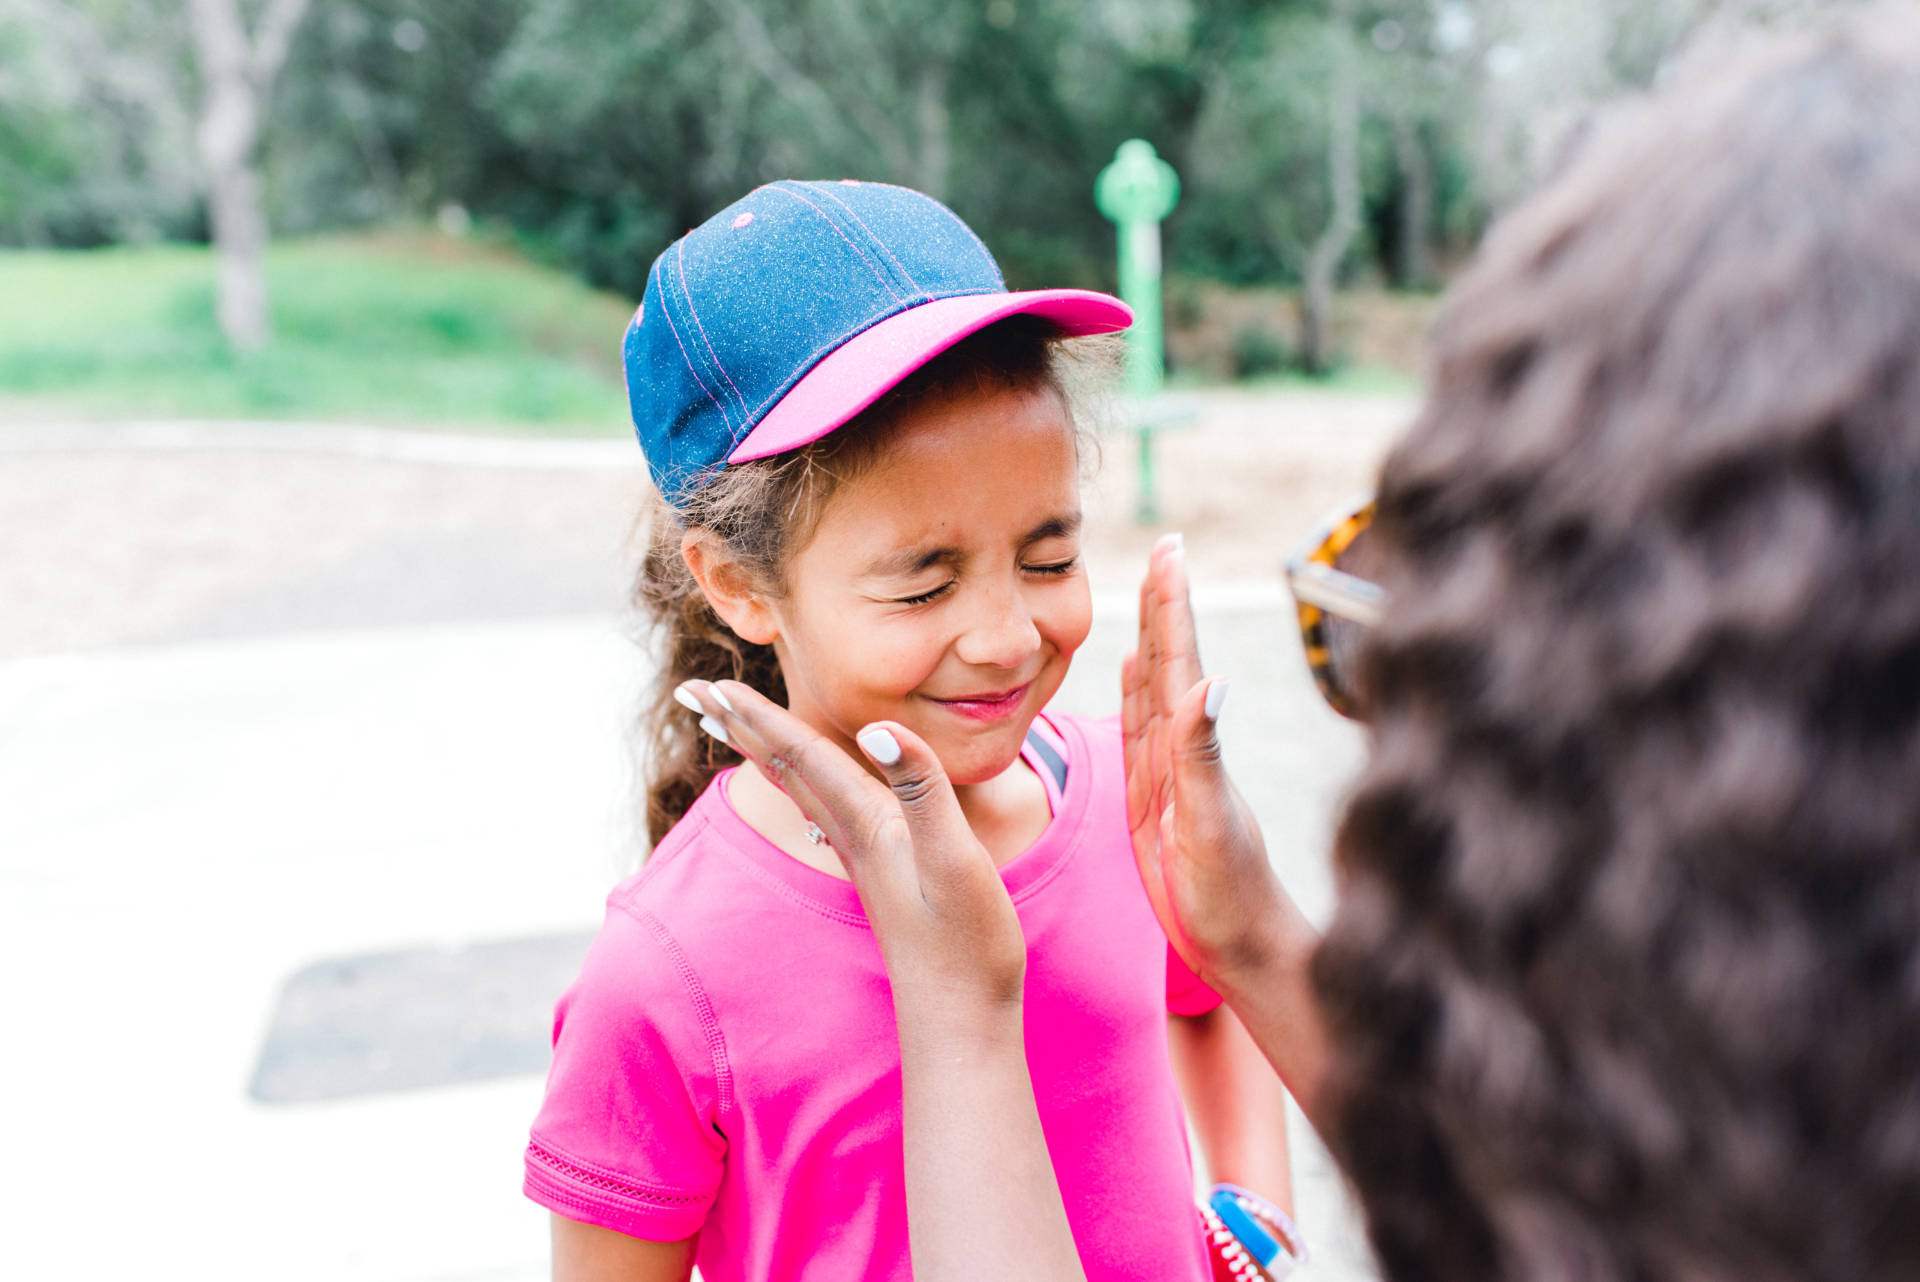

left=633, top=493, right=786, bottom=847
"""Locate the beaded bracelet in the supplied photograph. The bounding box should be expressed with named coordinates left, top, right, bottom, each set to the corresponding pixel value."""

left=1202, top=1203, right=1270, bottom=1282
left=1207, top=1183, right=1308, bottom=1281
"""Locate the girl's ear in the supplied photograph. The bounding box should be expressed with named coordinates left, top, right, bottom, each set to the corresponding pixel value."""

left=682, top=530, right=781, bottom=646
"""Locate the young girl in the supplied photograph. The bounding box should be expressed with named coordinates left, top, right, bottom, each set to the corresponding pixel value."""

left=523, top=180, right=1293, bottom=1282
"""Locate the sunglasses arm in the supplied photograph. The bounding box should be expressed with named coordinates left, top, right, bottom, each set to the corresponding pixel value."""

left=1285, top=561, right=1387, bottom=627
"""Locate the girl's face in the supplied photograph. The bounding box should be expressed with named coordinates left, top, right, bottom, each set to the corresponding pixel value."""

left=769, top=381, right=1091, bottom=786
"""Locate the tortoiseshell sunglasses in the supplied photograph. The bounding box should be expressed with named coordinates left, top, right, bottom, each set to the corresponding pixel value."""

left=1283, top=494, right=1387, bottom=719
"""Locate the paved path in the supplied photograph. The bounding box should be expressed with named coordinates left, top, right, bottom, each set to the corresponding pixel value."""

left=0, top=394, right=1407, bottom=1282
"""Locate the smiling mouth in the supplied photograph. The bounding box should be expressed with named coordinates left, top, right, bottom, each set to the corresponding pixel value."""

left=928, top=682, right=1033, bottom=722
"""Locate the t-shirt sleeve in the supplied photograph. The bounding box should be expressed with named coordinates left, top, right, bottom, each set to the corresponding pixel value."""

left=1165, top=941, right=1224, bottom=1016
left=524, top=904, right=728, bottom=1242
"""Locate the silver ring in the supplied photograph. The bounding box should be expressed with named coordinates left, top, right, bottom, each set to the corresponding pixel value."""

left=805, top=823, right=828, bottom=846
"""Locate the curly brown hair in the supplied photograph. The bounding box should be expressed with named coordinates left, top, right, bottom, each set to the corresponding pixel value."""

left=1313, top=12, right=1920, bottom=1282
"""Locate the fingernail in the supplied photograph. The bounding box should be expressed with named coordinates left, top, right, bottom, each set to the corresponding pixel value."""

left=857, top=726, right=901, bottom=766
left=1204, top=679, right=1229, bottom=721
left=699, top=715, right=730, bottom=745
left=1169, top=532, right=1184, bottom=556
left=674, top=683, right=703, bottom=714
left=711, top=685, right=734, bottom=713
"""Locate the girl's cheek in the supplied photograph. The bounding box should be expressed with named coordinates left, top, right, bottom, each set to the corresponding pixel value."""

left=1052, top=582, right=1095, bottom=659
left=864, top=624, right=950, bottom=693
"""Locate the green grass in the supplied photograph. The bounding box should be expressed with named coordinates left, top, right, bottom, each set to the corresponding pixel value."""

left=0, top=232, right=637, bottom=433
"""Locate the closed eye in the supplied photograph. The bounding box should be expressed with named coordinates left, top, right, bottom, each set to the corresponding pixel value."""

left=893, top=581, right=956, bottom=607
left=890, top=558, right=1076, bottom=606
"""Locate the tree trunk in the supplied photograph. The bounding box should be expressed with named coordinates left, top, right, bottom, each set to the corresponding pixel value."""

left=206, top=153, right=270, bottom=349
left=186, top=0, right=309, bottom=352
left=1301, top=1, right=1360, bottom=375
left=1393, top=115, right=1432, bottom=289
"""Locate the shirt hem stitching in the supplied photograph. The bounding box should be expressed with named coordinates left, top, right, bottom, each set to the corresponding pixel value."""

left=525, top=1136, right=713, bottom=1209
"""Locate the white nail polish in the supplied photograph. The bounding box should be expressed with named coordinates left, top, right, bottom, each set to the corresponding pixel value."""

left=1169, top=532, right=1185, bottom=555
left=711, top=686, right=734, bottom=713
left=857, top=726, right=901, bottom=766
left=700, top=715, right=730, bottom=745
left=674, top=684, right=703, bottom=714
left=1204, top=679, right=1229, bottom=721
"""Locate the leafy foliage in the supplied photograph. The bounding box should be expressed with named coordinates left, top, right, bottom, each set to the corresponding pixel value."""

left=5, top=0, right=1873, bottom=303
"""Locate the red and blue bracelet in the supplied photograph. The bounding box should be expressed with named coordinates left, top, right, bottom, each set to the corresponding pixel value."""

left=1204, top=1183, right=1308, bottom=1281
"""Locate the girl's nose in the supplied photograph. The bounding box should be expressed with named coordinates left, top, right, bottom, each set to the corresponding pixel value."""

left=954, top=583, right=1043, bottom=669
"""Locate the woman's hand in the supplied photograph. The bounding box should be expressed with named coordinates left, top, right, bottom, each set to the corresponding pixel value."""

left=1124, top=535, right=1290, bottom=984
left=678, top=682, right=1024, bottom=1016
left=681, top=683, right=1087, bottom=1282
left=1124, top=535, right=1333, bottom=1124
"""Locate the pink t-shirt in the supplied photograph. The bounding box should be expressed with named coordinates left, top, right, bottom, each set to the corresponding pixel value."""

left=525, top=712, right=1219, bottom=1281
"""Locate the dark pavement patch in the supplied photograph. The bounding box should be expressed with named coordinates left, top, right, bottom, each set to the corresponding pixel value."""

left=249, top=931, right=594, bottom=1104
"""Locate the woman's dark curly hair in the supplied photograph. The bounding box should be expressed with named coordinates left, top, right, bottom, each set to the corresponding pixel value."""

left=1313, top=12, right=1920, bottom=1282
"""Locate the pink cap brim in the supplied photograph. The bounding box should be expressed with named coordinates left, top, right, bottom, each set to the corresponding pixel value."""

left=726, top=289, right=1132, bottom=463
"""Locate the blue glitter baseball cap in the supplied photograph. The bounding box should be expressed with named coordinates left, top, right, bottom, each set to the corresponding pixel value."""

left=624, top=179, right=1132, bottom=505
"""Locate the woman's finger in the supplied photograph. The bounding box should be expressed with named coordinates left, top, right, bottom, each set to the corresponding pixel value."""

left=1146, top=536, right=1206, bottom=724
left=702, top=686, right=861, bottom=853
left=1124, top=613, right=1179, bottom=962
left=851, top=719, right=990, bottom=898
left=1120, top=654, right=1161, bottom=871
left=1143, top=538, right=1211, bottom=838
left=1138, top=544, right=1170, bottom=813
left=684, top=684, right=1026, bottom=1013
left=683, top=680, right=907, bottom=894
left=1136, top=538, right=1158, bottom=666
left=1121, top=651, right=1153, bottom=835
left=1169, top=675, right=1231, bottom=801
left=855, top=717, right=1028, bottom=1004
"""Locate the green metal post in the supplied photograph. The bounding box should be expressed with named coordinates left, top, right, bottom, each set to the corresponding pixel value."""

left=1096, top=139, right=1180, bottom=523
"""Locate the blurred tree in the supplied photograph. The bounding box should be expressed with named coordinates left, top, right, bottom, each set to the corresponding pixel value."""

left=0, top=0, right=198, bottom=244
left=186, top=0, right=310, bottom=348
left=1358, top=0, right=1455, bottom=289
left=700, top=0, right=964, bottom=199
left=477, top=0, right=1195, bottom=297
left=1, top=0, right=1878, bottom=366
left=264, top=1, right=529, bottom=231
left=9, top=0, right=310, bottom=349
left=1179, top=9, right=1333, bottom=286
left=1300, top=0, right=1360, bottom=373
